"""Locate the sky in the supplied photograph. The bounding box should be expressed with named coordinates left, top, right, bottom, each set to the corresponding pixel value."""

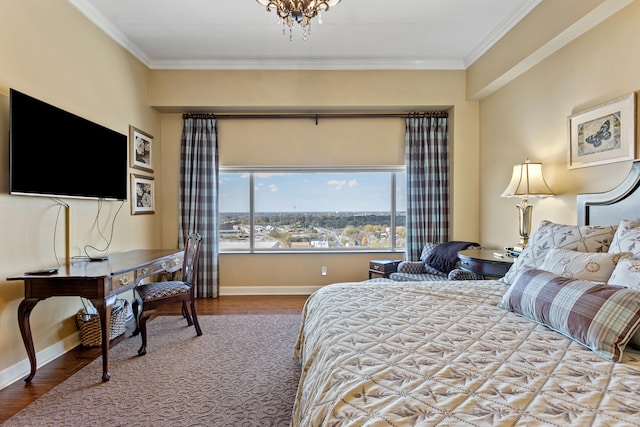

left=220, top=172, right=406, bottom=213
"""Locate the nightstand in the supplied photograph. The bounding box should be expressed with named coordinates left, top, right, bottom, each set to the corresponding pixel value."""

left=369, top=259, right=402, bottom=279
left=457, top=249, right=515, bottom=279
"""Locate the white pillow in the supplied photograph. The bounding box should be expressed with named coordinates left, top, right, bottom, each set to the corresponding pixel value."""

left=609, top=257, right=640, bottom=289
left=540, top=248, right=632, bottom=283
left=502, top=220, right=618, bottom=285
left=609, top=220, right=640, bottom=257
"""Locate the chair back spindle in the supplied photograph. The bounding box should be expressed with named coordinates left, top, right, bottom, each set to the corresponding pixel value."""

left=182, top=232, right=202, bottom=286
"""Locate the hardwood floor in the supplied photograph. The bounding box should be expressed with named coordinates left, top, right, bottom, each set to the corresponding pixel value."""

left=0, top=295, right=308, bottom=423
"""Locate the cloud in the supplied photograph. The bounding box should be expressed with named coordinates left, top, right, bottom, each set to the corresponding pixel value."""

left=254, top=182, right=278, bottom=192
left=327, top=179, right=358, bottom=190
left=255, top=173, right=285, bottom=178
left=327, top=179, right=346, bottom=190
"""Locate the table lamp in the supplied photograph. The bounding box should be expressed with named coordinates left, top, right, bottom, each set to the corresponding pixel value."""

left=501, top=160, right=553, bottom=251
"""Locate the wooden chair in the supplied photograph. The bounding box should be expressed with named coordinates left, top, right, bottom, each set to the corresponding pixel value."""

left=131, top=232, right=203, bottom=355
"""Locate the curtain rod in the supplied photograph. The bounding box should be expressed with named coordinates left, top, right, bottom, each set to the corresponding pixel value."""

left=183, top=111, right=448, bottom=122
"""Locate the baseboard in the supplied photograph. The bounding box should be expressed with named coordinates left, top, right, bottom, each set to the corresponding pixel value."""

left=0, top=332, right=81, bottom=390
left=219, top=285, right=321, bottom=296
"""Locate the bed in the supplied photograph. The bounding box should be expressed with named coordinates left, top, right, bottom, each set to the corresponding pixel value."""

left=292, top=161, right=640, bottom=427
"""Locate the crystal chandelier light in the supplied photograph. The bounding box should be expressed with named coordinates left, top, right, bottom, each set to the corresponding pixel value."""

left=256, top=0, right=341, bottom=41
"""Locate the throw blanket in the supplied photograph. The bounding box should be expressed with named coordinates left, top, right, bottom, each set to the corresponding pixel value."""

left=426, top=240, right=478, bottom=273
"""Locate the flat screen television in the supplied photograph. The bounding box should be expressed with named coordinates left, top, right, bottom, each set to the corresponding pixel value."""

left=9, top=88, right=128, bottom=201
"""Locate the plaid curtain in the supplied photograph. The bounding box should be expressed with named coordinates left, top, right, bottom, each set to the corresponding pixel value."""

left=405, top=112, right=449, bottom=261
left=180, top=113, right=219, bottom=298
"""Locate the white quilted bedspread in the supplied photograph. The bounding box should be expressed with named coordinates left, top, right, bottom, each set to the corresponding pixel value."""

left=292, top=280, right=640, bottom=426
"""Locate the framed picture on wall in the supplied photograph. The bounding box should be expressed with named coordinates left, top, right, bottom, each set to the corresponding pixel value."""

left=131, top=174, right=154, bottom=215
left=568, top=93, right=636, bottom=169
left=130, top=126, right=154, bottom=172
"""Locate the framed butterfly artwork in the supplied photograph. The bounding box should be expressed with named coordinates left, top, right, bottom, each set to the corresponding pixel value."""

left=568, top=93, right=636, bottom=169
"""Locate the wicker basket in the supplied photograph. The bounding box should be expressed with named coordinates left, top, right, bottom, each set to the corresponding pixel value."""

left=76, top=299, right=129, bottom=347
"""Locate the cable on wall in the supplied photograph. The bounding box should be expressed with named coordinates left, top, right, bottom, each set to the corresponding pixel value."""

left=81, top=200, right=125, bottom=260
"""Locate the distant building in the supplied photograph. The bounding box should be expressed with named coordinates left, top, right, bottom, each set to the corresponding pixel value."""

left=220, top=221, right=236, bottom=231
left=310, top=240, right=329, bottom=248
left=291, top=241, right=311, bottom=248
left=218, top=240, right=280, bottom=250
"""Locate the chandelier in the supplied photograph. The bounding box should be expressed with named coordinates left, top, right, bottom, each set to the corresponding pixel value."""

left=256, top=0, right=341, bottom=41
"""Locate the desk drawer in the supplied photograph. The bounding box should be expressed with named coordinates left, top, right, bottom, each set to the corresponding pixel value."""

left=137, top=261, right=168, bottom=278
left=167, top=254, right=184, bottom=272
left=112, top=271, right=134, bottom=291
left=369, top=260, right=401, bottom=274
left=137, top=255, right=184, bottom=280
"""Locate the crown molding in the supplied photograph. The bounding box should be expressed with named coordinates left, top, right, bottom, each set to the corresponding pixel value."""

left=69, top=0, right=536, bottom=72
left=67, top=0, right=152, bottom=66
left=463, top=0, right=542, bottom=68
left=67, top=0, right=464, bottom=71
left=146, top=58, right=465, bottom=71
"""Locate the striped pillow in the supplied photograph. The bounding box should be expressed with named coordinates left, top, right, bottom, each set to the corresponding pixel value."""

left=499, top=269, right=640, bottom=362
left=608, top=257, right=640, bottom=349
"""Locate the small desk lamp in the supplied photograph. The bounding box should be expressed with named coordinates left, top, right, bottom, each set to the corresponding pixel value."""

left=501, top=160, right=553, bottom=250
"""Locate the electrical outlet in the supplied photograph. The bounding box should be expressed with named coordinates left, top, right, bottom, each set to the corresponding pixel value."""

left=321, top=266, right=327, bottom=276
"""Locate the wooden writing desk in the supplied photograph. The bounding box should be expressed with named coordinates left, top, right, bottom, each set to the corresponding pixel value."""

left=7, top=249, right=183, bottom=382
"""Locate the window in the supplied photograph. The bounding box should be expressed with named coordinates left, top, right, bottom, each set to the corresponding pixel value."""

left=219, top=167, right=405, bottom=252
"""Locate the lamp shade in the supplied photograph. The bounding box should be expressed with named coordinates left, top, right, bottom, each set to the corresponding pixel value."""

left=501, top=161, right=553, bottom=198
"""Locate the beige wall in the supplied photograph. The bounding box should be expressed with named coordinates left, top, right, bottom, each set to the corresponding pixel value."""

left=476, top=0, right=640, bottom=249
left=153, top=71, right=480, bottom=292
left=0, top=1, right=162, bottom=387
left=3, top=0, right=636, bottom=391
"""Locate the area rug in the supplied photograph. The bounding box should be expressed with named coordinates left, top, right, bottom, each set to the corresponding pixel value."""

left=3, top=315, right=302, bottom=427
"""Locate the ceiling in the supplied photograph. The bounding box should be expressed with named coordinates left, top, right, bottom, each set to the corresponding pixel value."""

left=68, top=0, right=541, bottom=71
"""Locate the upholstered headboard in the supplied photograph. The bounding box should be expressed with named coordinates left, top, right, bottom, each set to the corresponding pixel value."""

left=577, top=160, right=640, bottom=226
